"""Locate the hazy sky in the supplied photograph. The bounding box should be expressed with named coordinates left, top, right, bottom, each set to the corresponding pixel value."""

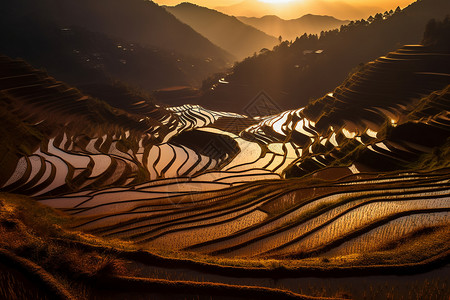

left=153, top=0, right=416, bottom=20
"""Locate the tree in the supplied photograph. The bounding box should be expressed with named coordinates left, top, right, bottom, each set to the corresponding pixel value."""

left=320, top=30, right=325, bottom=39
left=278, top=35, right=282, bottom=44
left=374, top=13, right=383, bottom=22
left=422, top=17, right=450, bottom=49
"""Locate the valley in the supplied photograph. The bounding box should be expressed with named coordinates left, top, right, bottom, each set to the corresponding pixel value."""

left=0, top=0, right=449, bottom=299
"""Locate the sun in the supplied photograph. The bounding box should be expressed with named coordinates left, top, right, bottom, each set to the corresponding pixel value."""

left=258, top=0, right=296, bottom=3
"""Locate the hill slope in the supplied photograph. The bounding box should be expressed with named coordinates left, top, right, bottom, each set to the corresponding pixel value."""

left=0, top=55, right=255, bottom=194
left=165, top=2, right=278, bottom=60
left=238, top=14, right=348, bottom=41
left=1, top=0, right=233, bottom=62
left=197, top=0, right=450, bottom=113
left=0, top=16, right=226, bottom=93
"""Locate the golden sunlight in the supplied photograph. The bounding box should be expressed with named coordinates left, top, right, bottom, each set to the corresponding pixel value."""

left=154, top=0, right=416, bottom=20
left=258, top=0, right=296, bottom=3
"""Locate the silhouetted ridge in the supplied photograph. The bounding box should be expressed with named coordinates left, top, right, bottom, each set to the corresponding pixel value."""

left=198, top=0, right=450, bottom=113
left=237, top=13, right=348, bottom=41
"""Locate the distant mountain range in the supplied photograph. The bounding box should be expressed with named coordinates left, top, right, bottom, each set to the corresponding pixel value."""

left=165, top=3, right=278, bottom=60
left=215, top=0, right=391, bottom=21
left=238, top=14, right=349, bottom=41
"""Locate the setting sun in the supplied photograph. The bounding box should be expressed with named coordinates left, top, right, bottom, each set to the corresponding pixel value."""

left=258, top=0, right=296, bottom=3
left=153, top=0, right=417, bottom=20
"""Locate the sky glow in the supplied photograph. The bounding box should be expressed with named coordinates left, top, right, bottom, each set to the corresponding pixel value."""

left=153, top=0, right=416, bottom=20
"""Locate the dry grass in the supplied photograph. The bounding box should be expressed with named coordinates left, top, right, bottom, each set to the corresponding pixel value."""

left=0, top=264, right=50, bottom=300
left=0, top=192, right=136, bottom=298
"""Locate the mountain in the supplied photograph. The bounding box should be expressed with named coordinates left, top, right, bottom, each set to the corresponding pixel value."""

left=0, top=0, right=233, bottom=75
left=215, top=0, right=393, bottom=21
left=195, top=0, right=450, bottom=113
left=0, top=0, right=241, bottom=96
left=165, top=2, right=278, bottom=60
left=8, top=0, right=234, bottom=61
left=0, top=16, right=227, bottom=94
left=238, top=14, right=349, bottom=41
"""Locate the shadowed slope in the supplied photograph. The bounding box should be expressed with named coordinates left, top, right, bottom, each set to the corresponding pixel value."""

left=165, top=3, right=278, bottom=60
left=0, top=0, right=234, bottom=92
left=1, top=0, right=233, bottom=62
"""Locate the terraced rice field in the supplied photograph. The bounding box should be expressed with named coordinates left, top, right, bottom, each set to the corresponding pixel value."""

left=38, top=169, right=448, bottom=262
left=174, top=172, right=449, bottom=258
left=3, top=45, right=450, bottom=194
left=1, top=44, right=449, bottom=266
